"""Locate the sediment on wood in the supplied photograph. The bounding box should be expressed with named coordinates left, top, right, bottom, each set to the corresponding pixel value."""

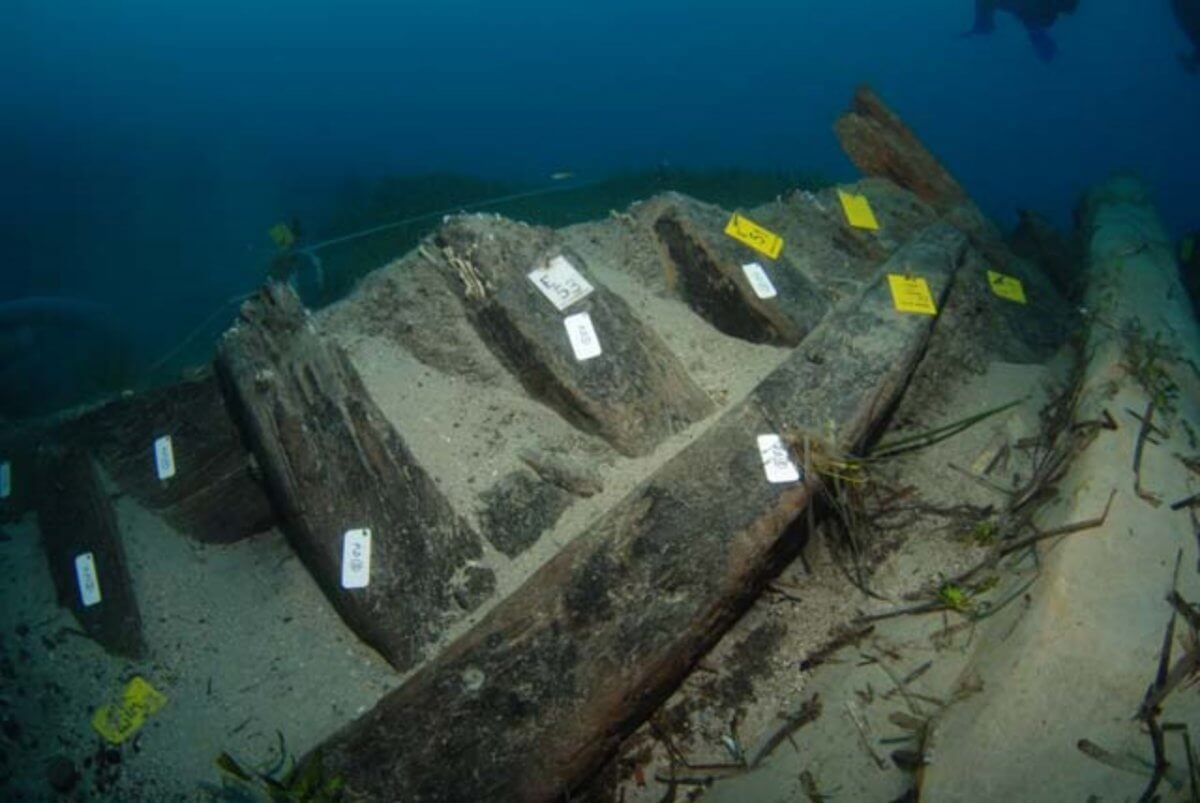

left=217, top=282, right=492, bottom=672
left=36, top=447, right=145, bottom=659
left=304, top=223, right=967, bottom=802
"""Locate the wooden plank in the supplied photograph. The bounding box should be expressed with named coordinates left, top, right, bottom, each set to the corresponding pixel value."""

left=834, top=85, right=1011, bottom=269
left=643, top=192, right=830, bottom=346
left=432, top=215, right=714, bottom=457
left=36, top=447, right=145, bottom=659
left=304, top=223, right=967, bottom=801
left=64, top=373, right=274, bottom=544
left=216, top=282, right=492, bottom=672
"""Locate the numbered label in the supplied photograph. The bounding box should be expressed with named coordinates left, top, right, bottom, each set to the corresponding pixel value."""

left=742, top=262, right=778, bottom=299
left=986, top=270, right=1027, bottom=304
left=0, top=460, right=10, bottom=500
left=153, top=436, right=176, bottom=481
left=564, top=312, right=602, bottom=361
left=887, top=274, right=938, bottom=315
left=724, top=213, right=784, bottom=259
left=341, top=528, right=372, bottom=589
left=528, top=255, right=594, bottom=311
left=75, top=552, right=102, bottom=608
left=837, top=190, right=880, bottom=231
left=757, top=434, right=802, bottom=484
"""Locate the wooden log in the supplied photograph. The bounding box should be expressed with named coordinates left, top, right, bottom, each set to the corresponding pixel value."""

left=641, top=192, right=830, bottom=346
left=2, top=374, right=275, bottom=544
left=36, top=446, right=145, bottom=659
left=216, top=282, right=492, bottom=672
left=63, top=373, right=274, bottom=544
left=433, top=215, right=714, bottom=457
left=834, top=85, right=1011, bottom=269
left=304, top=223, right=967, bottom=802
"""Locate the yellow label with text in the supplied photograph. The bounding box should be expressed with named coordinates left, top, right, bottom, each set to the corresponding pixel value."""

left=987, top=270, right=1027, bottom=304
left=837, top=190, right=879, bottom=231
left=724, top=213, right=784, bottom=259
left=887, top=274, right=937, bottom=315
left=91, top=676, right=168, bottom=744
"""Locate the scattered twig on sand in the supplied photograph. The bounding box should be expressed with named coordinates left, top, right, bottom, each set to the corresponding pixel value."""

left=798, top=624, right=875, bottom=671
left=1132, top=400, right=1163, bottom=506
left=1161, top=723, right=1200, bottom=803
left=997, top=489, right=1117, bottom=559
left=844, top=700, right=888, bottom=770
left=1169, top=492, right=1200, bottom=511
left=947, top=462, right=1014, bottom=496
left=1125, top=406, right=1168, bottom=440
left=747, top=694, right=823, bottom=769
left=867, top=399, right=1026, bottom=461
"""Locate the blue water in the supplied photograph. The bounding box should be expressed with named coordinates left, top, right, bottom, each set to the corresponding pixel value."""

left=2, top=0, right=1198, bottom=414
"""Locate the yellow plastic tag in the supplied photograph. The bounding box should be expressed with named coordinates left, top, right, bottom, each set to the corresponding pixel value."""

left=887, top=274, right=937, bottom=315
left=268, top=222, right=296, bottom=250
left=986, top=270, right=1027, bottom=304
left=91, top=676, right=168, bottom=744
left=724, top=213, right=784, bottom=260
left=837, top=190, right=880, bottom=231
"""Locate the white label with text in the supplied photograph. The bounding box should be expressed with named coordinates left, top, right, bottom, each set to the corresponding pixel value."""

left=341, top=528, right=372, bottom=589
left=75, top=552, right=102, bottom=607
left=528, top=255, right=594, bottom=311
left=153, top=436, right=176, bottom=481
left=742, top=262, right=778, bottom=299
left=757, top=434, right=802, bottom=484
left=564, top=312, right=602, bottom=361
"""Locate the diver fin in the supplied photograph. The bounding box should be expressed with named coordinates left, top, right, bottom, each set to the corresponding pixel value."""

left=1027, top=28, right=1058, bottom=62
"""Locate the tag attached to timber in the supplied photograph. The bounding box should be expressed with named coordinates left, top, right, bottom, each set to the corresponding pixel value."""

left=153, top=435, right=176, bottom=481
left=564, top=312, right=602, bottom=361
left=887, top=274, right=937, bottom=315
left=91, top=676, right=167, bottom=745
left=528, top=255, right=594, bottom=311
left=742, top=262, right=778, bottom=299
left=986, top=270, right=1027, bottom=304
left=74, top=552, right=102, bottom=607
left=724, top=213, right=784, bottom=259
left=0, top=460, right=10, bottom=500
left=341, top=528, right=372, bottom=589
left=757, top=434, right=802, bottom=484
left=837, top=190, right=879, bottom=231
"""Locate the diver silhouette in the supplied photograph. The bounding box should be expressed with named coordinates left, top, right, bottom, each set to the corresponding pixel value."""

left=965, top=0, right=1081, bottom=62
left=1174, top=0, right=1200, bottom=72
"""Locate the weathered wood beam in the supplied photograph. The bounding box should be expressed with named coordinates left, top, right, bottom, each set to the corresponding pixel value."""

left=216, top=282, right=493, bottom=672
left=433, top=215, right=714, bottom=457
left=834, top=85, right=1011, bottom=269
left=305, top=223, right=967, bottom=802
left=36, top=447, right=145, bottom=659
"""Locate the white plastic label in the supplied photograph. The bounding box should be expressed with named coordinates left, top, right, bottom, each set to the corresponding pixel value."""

left=341, top=528, right=372, bottom=589
left=528, top=255, right=594, bottom=311
left=0, top=460, right=10, bottom=500
left=757, top=434, right=801, bottom=484
left=742, top=262, right=778, bottom=299
left=153, top=436, right=176, bottom=481
left=564, top=312, right=602, bottom=361
left=75, top=552, right=102, bottom=607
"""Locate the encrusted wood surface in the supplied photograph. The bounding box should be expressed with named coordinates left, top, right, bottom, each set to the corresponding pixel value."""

left=834, top=85, right=1011, bottom=269
left=64, top=373, right=274, bottom=543
left=433, top=215, right=714, bottom=457
left=36, top=447, right=145, bottom=659
left=639, top=192, right=829, bottom=346
left=217, top=283, right=491, bottom=671
left=306, top=223, right=966, bottom=802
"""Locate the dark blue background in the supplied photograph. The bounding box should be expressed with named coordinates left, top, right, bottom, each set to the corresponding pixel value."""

left=2, top=0, right=1197, bottom=361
